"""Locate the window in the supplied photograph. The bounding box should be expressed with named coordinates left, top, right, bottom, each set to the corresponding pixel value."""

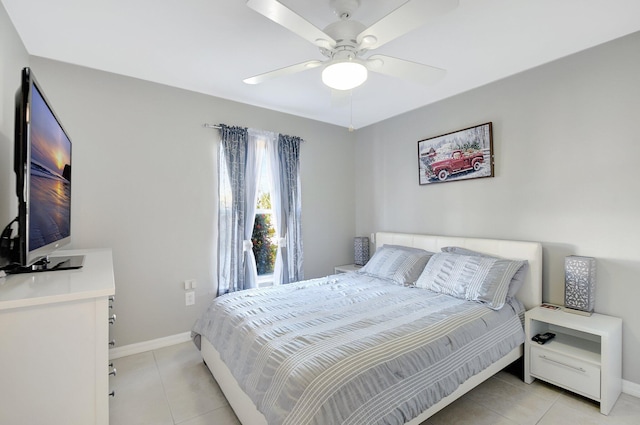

left=217, top=125, right=303, bottom=295
left=252, top=151, right=276, bottom=287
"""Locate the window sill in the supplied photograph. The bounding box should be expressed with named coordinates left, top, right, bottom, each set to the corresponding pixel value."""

left=257, top=274, right=274, bottom=288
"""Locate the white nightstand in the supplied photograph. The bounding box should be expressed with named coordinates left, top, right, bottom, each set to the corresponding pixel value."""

left=334, top=264, right=362, bottom=274
left=524, top=306, right=622, bottom=415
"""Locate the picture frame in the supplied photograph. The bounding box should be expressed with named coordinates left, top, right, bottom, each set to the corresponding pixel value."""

left=417, top=122, right=494, bottom=185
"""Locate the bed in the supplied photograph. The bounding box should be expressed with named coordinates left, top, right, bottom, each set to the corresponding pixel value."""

left=192, top=232, right=542, bottom=425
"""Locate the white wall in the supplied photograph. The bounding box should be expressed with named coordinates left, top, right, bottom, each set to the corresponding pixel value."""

left=355, top=31, right=640, bottom=385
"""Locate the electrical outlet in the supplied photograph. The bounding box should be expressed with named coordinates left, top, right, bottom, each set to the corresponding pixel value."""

left=185, top=291, right=195, bottom=306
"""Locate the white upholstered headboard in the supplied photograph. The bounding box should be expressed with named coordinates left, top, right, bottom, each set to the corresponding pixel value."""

left=375, top=232, right=542, bottom=310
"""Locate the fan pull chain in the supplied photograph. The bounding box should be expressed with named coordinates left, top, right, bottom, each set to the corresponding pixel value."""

left=348, top=90, right=355, bottom=132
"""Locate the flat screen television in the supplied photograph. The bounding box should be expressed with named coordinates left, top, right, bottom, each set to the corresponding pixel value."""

left=0, top=67, right=83, bottom=273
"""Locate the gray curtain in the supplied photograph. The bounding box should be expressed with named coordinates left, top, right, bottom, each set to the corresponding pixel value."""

left=276, top=134, right=304, bottom=283
left=217, top=125, right=248, bottom=295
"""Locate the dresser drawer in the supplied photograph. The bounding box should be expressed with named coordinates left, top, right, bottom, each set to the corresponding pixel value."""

left=530, top=345, right=600, bottom=399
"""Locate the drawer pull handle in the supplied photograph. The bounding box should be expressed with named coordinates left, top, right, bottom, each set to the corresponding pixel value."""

left=109, top=391, right=115, bottom=397
left=109, top=339, right=116, bottom=347
left=109, top=367, right=117, bottom=376
left=109, top=314, right=116, bottom=325
left=539, top=355, right=586, bottom=373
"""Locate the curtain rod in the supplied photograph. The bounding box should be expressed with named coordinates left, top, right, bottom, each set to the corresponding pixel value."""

left=202, top=123, right=305, bottom=142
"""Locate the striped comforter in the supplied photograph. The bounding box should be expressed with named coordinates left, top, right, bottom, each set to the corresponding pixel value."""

left=192, top=272, right=525, bottom=425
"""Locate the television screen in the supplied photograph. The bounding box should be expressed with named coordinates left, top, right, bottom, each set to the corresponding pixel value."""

left=28, top=83, right=72, bottom=252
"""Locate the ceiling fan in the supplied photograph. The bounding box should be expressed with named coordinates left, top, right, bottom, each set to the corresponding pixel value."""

left=243, top=0, right=458, bottom=91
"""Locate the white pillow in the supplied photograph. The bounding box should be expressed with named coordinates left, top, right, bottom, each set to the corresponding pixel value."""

left=440, top=246, right=528, bottom=298
left=416, top=252, right=524, bottom=309
left=358, top=245, right=434, bottom=285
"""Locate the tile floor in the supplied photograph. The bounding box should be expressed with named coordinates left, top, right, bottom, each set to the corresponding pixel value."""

left=109, top=341, right=640, bottom=425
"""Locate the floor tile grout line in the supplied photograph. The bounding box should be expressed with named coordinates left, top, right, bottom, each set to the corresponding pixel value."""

left=466, top=376, right=558, bottom=425
left=460, top=395, right=519, bottom=425
left=152, top=348, right=178, bottom=425
left=151, top=343, right=227, bottom=425
left=533, top=396, right=560, bottom=425
left=491, top=373, right=567, bottom=405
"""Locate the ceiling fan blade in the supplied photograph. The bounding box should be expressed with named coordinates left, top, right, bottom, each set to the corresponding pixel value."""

left=366, top=55, right=446, bottom=85
left=357, top=0, right=458, bottom=50
left=243, top=60, right=323, bottom=85
left=247, top=0, right=336, bottom=49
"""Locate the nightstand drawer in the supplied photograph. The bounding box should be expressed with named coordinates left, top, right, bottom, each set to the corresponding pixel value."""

left=530, top=345, right=600, bottom=399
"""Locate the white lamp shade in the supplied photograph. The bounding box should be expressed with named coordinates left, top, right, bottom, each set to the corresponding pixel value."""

left=322, top=61, right=368, bottom=91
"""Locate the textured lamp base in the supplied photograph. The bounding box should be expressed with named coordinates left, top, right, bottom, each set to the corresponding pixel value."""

left=564, top=255, right=596, bottom=315
left=354, top=236, right=369, bottom=266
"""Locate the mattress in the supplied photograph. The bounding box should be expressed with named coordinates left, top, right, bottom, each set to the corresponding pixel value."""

left=192, top=272, right=525, bottom=425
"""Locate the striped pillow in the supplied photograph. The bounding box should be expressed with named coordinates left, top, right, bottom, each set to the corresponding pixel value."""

left=416, top=252, right=524, bottom=310
left=358, top=245, right=434, bottom=285
left=440, top=246, right=528, bottom=298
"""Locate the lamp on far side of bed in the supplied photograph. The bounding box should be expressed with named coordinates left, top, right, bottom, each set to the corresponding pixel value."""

left=354, top=236, right=369, bottom=266
left=564, top=255, right=596, bottom=316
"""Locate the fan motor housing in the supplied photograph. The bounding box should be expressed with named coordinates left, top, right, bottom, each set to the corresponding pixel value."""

left=322, top=20, right=367, bottom=58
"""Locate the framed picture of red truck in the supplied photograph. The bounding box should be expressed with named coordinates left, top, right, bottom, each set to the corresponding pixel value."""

left=418, top=122, right=494, bottom=185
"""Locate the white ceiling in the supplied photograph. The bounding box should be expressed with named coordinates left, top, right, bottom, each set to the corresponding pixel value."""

left=3, top=0, right=640, bottom=129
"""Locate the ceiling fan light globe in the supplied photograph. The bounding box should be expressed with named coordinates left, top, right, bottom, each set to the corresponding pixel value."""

left=322, top=61, right=368, bottom=90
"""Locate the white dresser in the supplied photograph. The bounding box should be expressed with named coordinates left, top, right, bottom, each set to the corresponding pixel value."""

left=0, top=249, right=115, bottom=425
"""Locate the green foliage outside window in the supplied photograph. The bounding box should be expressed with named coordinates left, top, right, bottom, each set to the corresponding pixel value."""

left=252, top=193, right=277, bottom=275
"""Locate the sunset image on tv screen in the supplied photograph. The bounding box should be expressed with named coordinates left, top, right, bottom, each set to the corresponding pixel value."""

left=28, top=85, right=71, bottom=250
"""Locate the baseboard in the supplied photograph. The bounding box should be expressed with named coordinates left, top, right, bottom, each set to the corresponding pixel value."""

left=623, top=379, right=640, bottom=398
left=109, top=332, right=192, bottom=360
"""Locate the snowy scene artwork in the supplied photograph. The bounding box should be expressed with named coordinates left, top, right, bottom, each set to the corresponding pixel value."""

left=418, top=122, right=494, bottom=185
